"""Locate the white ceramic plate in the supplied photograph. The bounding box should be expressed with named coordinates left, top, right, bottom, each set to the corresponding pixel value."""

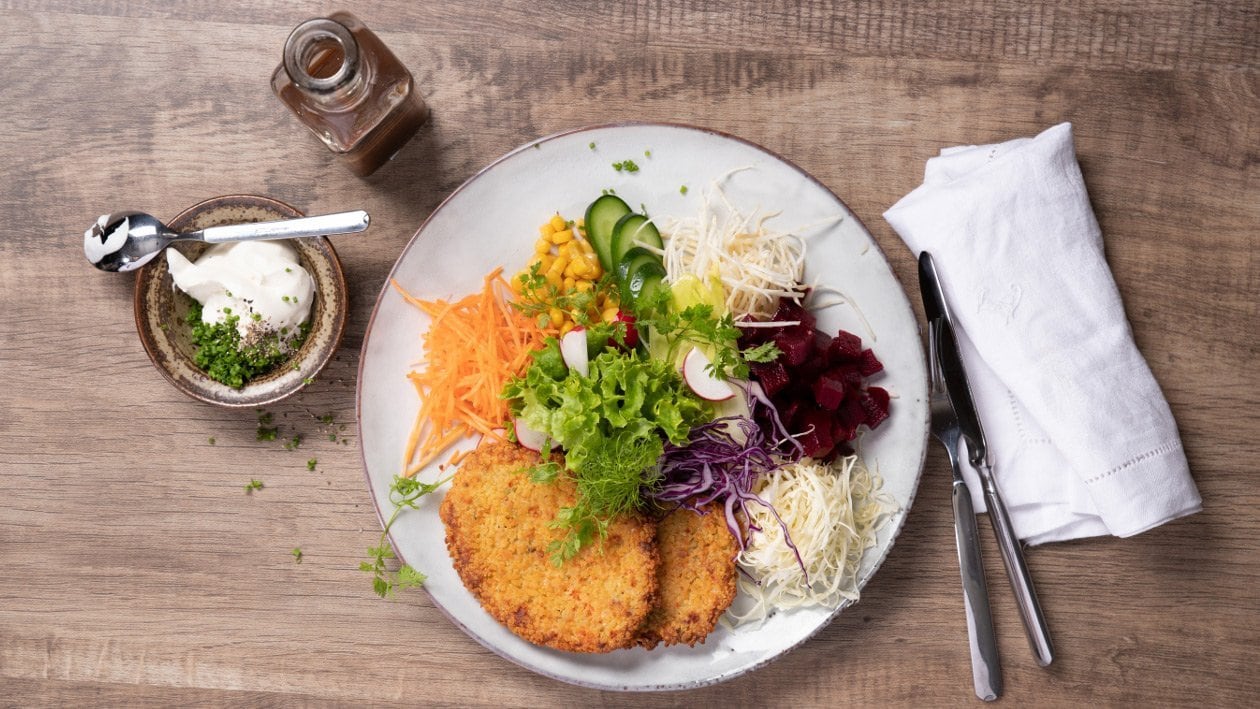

left=357, top=123, right=928, bottom=691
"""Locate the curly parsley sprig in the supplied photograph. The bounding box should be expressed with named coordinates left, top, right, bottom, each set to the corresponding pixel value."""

left=361, top=474, right=450, bottom=598
left=636, top=297, right=781, bottom=379
left=511, top=261, right=619, bottom=329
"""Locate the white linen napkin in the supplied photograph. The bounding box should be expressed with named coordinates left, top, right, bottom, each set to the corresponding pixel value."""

left=883, top=122, right=1201, bottom=545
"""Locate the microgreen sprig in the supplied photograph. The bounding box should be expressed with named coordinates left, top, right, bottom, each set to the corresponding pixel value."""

left=361, top=474, right=451, bottom=598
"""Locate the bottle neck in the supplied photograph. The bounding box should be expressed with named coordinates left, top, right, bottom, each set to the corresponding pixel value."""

left=282, top=18, right=367, bottom=106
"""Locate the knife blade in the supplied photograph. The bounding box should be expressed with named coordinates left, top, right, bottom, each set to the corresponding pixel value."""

left=918, top=253, right=988, bottom=461
left=918, top=251, right=1056, bottom=668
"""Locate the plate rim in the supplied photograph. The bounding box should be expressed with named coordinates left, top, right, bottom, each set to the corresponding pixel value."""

left=355, top=121, right=929, bottom=691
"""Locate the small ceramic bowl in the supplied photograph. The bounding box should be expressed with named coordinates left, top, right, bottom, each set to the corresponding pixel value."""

left=134, top=195, right=348, bottom=407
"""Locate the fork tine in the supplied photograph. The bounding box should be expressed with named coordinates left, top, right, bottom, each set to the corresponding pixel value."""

left=928, top=320, right=944, bottom=394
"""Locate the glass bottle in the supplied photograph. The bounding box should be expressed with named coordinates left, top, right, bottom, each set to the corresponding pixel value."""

left=272, top=12, right=429, bottom=177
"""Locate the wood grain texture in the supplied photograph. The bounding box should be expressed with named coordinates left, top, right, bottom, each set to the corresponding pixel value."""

left=1, top=1, right=1256, bottom=705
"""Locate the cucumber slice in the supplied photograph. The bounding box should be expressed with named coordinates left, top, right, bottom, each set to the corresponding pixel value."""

left=615, top=246, right=661, bottom=289
left=623, top=259, right=667, bottom=310
left=584, top=195, right=632, bottom=272
left=610, top=213, right=664, bottom=268
left=617, top=246, right=666, bottom=308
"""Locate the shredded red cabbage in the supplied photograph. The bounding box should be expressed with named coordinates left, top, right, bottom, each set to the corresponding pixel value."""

left=650, top=401, right=807, bottom=576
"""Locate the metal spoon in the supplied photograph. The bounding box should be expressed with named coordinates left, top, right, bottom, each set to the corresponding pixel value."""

left=83, top=209, right=370, bottom=272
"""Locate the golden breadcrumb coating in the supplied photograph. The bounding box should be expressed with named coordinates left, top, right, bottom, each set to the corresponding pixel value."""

left=440, top=442, right=659, bottom=653
left=637, top=504, right=738, bottom=648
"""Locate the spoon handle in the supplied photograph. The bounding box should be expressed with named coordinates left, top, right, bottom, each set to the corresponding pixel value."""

left=193, top=210, right=370, bottom=244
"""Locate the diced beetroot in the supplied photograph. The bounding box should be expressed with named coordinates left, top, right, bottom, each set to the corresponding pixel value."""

left=827, top=364, right=863, bottom=389
left=750, top=361, right=790, bottom=397
left=812, top=330, right=833, bottom=355
left=779, top=398, right=803, bottom=429
left=860, top=386, right=891, bottom=428
left=773, top=299, right=816, bottom=331
left=737, top=316, right=770, bottom=346
left=858, top=348, right=884, bottom=376
left=746, top=297, right=893, bottom=457
left=811, top=373, right=847, bottom=411
left=830, top=415, right=857, bottom=445
left=836, top=394, right=866, bottom=431
left=827, top=330, right=863, bottom=362
left=773, top=325, right=814, bottom=366
left=797, top=407, right=835, bottom=459
left=794, top=351, right=827, bottom=380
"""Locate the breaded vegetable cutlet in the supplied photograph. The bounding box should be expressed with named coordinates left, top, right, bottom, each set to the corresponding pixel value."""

left=440, top=442, right=659, bottom=653
left=637, top=504, right=738, bottom=648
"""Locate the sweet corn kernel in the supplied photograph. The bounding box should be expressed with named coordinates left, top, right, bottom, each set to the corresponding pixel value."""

left=563, top=276, right=576, bottom=290
left=602, top=306, right=620, bottom=323
left=534, top=237, right=551, bottom=254
left=559, top=321, right=575, bottom=336
left=539, top=222, right=555, bottom=237
left=549, top=214, right=567, bottom=231
left=551, top=228, right=573, bottom=244
left=568, top=259, right=587, bottom=277
left=548, top=307, right=564, bottom=326
left=576, top=281, right=594, bottom=293
left=538, top=254, right=554, bottom=271
left=549, top=255, right=569, bottom=276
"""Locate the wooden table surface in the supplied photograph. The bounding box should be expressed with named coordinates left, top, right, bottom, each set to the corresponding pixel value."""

left=3, top=1, right=1257, bottom=705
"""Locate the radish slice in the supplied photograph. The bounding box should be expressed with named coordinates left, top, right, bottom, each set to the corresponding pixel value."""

left=559, top=327, right=589, bottom=377
left=682, top=347, right=736, bottom=401
left=514, top=418, right=548, bottom=452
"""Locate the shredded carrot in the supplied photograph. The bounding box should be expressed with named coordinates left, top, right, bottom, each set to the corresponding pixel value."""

left=393, top=272, right=546, bottom=477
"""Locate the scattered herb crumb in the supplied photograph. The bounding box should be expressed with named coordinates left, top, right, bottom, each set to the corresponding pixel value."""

left=588, top=141, right=596, bottom=150
left=256, top=412, right=278, bottom=441
left=318, top=414, right=335, bottom=425
left=680, top=185, right=689, bottom=195
left=329, top=434, right=338, bottom=442
left=612, top=159, right=640, bottom=173
left=245, top=479, right=264, bottom=493
left=208, top=436, right=216, bottom=445
left=644, top=149, right=651, bottom=158
left=291, top=547, right=303, bottom=563
left=284, top=435, right=302, bottom=451
left=307, top=458, right=317, bottom=471
left=302, top=377, right=314, bottom=385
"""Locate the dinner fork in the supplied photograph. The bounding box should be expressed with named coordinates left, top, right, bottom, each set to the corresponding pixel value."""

left=929, top=320, right=1003, bottom=701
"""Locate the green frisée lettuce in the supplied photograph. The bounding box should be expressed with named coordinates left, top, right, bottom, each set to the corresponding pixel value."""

left=503, top=338, right=710, bottom=563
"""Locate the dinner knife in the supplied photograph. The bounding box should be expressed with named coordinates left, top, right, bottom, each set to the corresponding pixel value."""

left=918, top=251, right=1056, bottom=669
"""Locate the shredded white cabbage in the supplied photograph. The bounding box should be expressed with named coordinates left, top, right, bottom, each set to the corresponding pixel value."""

left=729, top=455, right=896, bottom=627
left=661, top=176, right=815, bottom=320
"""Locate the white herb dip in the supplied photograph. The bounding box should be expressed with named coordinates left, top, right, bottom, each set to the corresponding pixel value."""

left=167, top=241, right=315, bottom=338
